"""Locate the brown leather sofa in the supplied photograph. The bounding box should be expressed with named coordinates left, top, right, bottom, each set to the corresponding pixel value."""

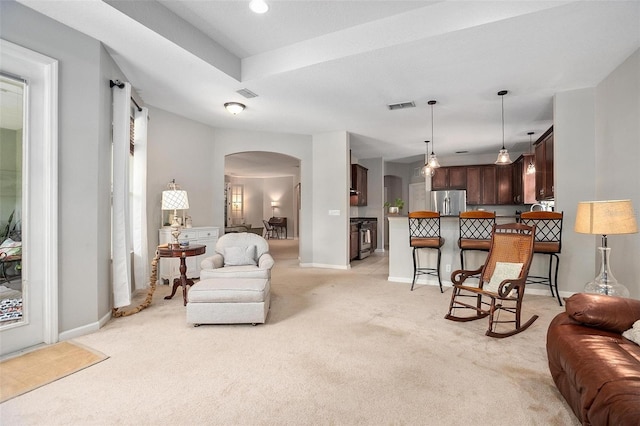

left=547, top=293, right=640, bottom=425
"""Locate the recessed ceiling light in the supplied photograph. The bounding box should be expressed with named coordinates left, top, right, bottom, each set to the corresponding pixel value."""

left=249, top=0, right=269, bottom=14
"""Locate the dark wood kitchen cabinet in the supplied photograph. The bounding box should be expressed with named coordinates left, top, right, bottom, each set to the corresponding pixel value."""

left=535, top=126, right=554, bottom=200
left=496, top=163, right=513, bottom=205
left=481, top=166, right=497, bottom=205
left=350, top=164, right=368, bottom=206
left=466, top=165, right=497, bottom=205
left=432, top=166, right=466, bottom=190
left=513, top=154, right=536, bottom=204
left=350, top=224, right=359, bottom=260
left=466, top=167, right=481, bottom=204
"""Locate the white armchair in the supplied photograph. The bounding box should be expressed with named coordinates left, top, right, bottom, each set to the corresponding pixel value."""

left=200, top=232, right=274, bottom=280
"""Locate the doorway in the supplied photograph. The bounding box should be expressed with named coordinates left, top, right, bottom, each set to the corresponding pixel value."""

left=224, top=151, right=300, bottom=241
left=0, top=40, right=58, bottom=357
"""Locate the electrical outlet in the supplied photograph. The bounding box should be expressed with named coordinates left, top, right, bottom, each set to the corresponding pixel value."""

left=446, top=264, right=451, bottom=272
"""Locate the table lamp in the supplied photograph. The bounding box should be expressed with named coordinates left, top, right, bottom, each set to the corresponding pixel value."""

left=162, top=180, right=190, bottom=248
left=575, top=199, right=638, bottom=297
left=271, top=201, right=278, bottom=217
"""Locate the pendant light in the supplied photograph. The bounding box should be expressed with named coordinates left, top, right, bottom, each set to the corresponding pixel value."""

left=420, top=141, right=435, bottom=177
left=495, top=90, right=512, bottom=165
left=427, top=100, right=441, bottom=169
left=526, top=131, right=536, bottom=175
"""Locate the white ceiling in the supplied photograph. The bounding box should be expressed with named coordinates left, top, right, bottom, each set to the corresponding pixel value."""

left=16, top=0, right=640, bottom=175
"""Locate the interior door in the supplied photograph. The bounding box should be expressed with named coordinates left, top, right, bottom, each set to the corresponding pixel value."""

left=0, top=40, right=58, bottom=357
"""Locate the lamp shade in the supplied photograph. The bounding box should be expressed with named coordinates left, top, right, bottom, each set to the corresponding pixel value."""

left=271, top=201, right=278, bottom=207
left=574, top=199, right=638, bottom=235
left=161, top=190, right=189, bottom=210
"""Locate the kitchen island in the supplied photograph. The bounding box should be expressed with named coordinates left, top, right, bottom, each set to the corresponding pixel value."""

left=387, top=214, right=555, bottom=297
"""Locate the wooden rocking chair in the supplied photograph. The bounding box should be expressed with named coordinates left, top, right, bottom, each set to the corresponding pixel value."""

left=445, top=222, right=538, bottom=338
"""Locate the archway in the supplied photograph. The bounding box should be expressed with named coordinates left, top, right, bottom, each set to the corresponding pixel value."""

left=224, top=151, right=301, bottom=243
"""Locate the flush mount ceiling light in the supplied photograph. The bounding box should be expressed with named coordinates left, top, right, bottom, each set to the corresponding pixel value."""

left=526, top=131, right=536, bottom=174
left=224, top=102, right=245, bottom=115
left=420, top=141, right=435, bottom=177
left=427, top=100, right=441, bottom=169
left=249, top=0, right=269, bottom=14
left=495, top=90, right=512, bottom=165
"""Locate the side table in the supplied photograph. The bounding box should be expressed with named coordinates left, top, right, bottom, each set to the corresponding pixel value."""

left=158, top=244, right=206, bottom=306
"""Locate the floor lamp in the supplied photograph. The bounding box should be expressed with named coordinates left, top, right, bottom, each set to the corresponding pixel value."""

left=575, top=199, right=638, bottom=297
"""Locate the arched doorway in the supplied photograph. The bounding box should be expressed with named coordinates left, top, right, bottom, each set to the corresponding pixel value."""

left=224, top=151, right=301, bottom=244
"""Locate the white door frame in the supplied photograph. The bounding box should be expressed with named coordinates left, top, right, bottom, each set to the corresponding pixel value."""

left=0, top=39, right=58, bottom=356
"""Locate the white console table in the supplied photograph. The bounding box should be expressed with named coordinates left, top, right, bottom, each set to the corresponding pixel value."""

left=158, top=226, right=219, bottom=284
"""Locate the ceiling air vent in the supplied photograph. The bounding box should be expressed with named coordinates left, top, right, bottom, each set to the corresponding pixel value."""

left=387, top=101, right=415, bottom=111
left=236, top=88, right=258, bottom=99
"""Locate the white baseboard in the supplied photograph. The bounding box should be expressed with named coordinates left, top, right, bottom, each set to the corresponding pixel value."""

left=387, top=276, right=452, bottom=287
left=299, top=262, right=350, bottom=270
left=58, top=310, right=112, bottom=341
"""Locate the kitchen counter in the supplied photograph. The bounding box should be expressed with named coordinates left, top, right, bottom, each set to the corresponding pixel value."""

left=350, top=217, right=378, bottom=222
left=387, top=215, right=550, bottom=294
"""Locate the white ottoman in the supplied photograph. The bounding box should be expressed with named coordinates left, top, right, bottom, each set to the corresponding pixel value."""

left=186, top=278, right=270, bottom=326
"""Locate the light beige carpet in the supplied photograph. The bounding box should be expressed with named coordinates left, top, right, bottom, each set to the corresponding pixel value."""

left=0, top=341, right=108, bottom=403
left=0, top=240, right=579, bottom=425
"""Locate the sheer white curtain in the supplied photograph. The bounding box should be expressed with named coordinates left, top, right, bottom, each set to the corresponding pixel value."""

left=132, top=107, right=149, bottom=290
left=112, top=82, right=132, bottom=308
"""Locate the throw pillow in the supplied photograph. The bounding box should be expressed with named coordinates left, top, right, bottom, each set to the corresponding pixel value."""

left=622, top=320, right=640, bottom=346
left=223, top=245, right=257, bottom=266
left=484, top=262, right=523, bottom=295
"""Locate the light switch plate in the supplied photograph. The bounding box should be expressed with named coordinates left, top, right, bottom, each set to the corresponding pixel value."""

left=329, top=210, right=340, bottom=216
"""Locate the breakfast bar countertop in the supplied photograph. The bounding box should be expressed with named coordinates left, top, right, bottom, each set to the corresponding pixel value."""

left=386, top=215, right=548, bottom=293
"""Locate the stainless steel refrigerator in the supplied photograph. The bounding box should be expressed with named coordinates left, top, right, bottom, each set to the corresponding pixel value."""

left=430, top=190, right=467, bottom=216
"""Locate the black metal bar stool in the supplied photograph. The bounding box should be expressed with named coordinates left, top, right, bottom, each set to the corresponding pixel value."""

left=519, top=211, right=564, bottom=305
left=408, top=211, right=445, bottom=292
left=458, top=211, right=496, bottom=271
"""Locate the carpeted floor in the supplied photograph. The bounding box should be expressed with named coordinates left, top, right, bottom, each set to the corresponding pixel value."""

left=0, top=239, right=579, bottom=425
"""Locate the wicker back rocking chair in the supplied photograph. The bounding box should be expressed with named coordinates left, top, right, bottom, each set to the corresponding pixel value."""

left=445, top=222, right=537, bottom=338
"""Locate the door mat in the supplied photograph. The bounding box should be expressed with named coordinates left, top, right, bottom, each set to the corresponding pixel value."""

left=0, top=341, right=109, bottom=403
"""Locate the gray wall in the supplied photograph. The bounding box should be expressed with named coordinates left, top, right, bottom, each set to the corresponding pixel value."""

left=310, top=131, right=350, bottom=267
left=595, top=49, right=640, bottom=295
left=553, top=49, right=640, bottom=297
left=149, top=121, right=345, bottom=267
left=146, top=106, right=217, bottom=252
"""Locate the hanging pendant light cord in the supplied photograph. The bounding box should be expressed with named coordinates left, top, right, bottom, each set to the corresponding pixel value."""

left=427, top=100, right=437, bottom=156
left=431, top=103, right=435, bottom=155
left=501, top=95, right=505, bottom=150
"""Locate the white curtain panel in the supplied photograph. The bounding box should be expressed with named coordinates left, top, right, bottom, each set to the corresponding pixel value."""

left=112, top=82, right=132, bottom=308
left=132, top=107, right=149, bottom=290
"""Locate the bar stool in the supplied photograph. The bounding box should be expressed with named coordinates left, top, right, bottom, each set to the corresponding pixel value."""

left=458, top=211, right=496, bottom=271
left=408, top=211, right=445, bottom=292
left=519, top=211, right=563, bottom=306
